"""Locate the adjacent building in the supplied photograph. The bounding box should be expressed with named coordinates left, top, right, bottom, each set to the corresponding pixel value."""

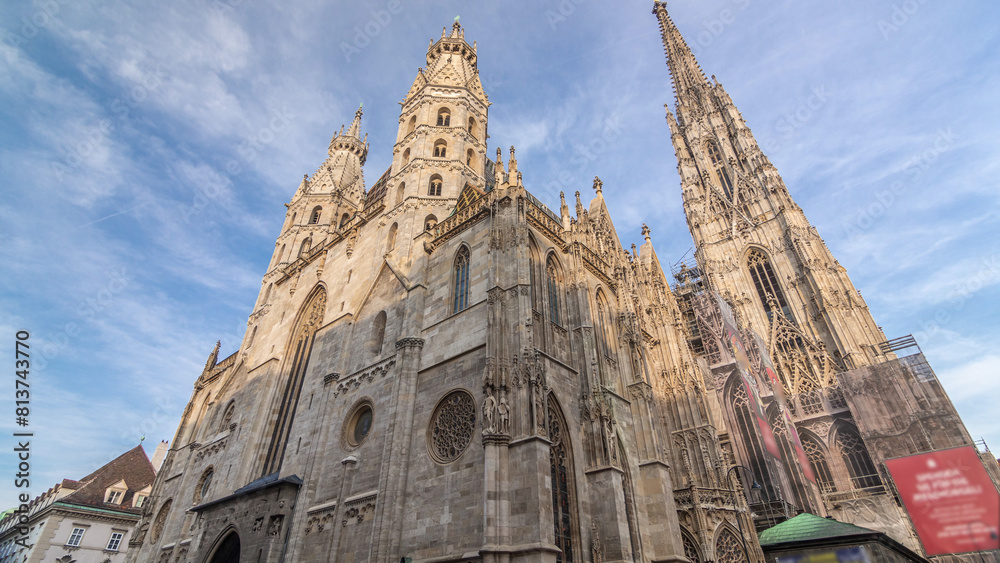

left=0, top=442, right=166, bottom=563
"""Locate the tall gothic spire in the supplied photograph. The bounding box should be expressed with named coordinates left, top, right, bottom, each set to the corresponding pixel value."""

left=653, top=1, right=890, bottom=375
left=652, top=2, right=709, bottom=104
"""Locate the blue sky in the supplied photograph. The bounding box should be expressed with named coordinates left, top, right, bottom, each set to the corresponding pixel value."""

left=1, top=0, right=998, bottom=509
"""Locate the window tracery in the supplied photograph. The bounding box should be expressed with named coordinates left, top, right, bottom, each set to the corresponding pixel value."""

left=802, top=435, right=837, bottom=494
left=715, top=528, right=748, bottom=563
left=746, top=249, right=792, bottom=321
left=836, top=427, right=882, bottom=490
left=548, top=397, right=575, bottom=562
left=682, top=531, right=702, bottom=563
left=707, top=140, right=734, bottom=201
left=428, top=390, right=476, bottom=463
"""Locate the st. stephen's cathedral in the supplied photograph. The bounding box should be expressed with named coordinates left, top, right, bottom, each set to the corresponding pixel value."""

left=126, top=4, right=999, bottom=562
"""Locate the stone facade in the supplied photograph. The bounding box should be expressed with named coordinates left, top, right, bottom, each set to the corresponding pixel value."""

left=127, top=19, right=697, bottom=563
left=124, top=5, right=999, bottom=563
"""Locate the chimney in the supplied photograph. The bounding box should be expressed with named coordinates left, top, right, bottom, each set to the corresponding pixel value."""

left=151, top=440, right=169, bottom=472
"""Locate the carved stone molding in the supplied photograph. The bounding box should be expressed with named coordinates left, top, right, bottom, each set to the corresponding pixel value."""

left=394, top=337, right=425, bottom=350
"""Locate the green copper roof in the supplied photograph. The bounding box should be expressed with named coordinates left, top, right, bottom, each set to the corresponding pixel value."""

left=759, top=513, right=877, bottom=546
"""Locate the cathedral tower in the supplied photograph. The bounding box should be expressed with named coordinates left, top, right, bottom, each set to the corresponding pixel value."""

left=653, top=5, right=1000, bottom=562
left=653, top=1, right=889, bottom=398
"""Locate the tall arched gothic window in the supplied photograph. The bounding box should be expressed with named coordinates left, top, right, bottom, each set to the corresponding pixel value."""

left=682, top=530, right=702, bottom=563
left=715, top=528, right=748, bottom=563
left=596, top=291, right=616, bottom=359
left=453, top=246, right=470, bottom=313
left=769, top=409, right=811, bottom=510
left=802, top=434, right=837, bottom=494
left=528, top=242, right=540, bottom=311
left=263, top=287, right=326, bottom=475
left=548, top=396, right=576, bottom=562
left=729, top=379, right=778, bottom=502
left=746, top=249, right=792, bottom=321
left=546, top=256, right=561, bottom=326
left=836, top=427, right=882, bottom=490
left=706, top=140, right=734, bottom=201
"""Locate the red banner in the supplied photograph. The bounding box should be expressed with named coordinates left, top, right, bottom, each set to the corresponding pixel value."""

left=886, top=446, right=1000, bottom=556
left=723, top=326, right=781, bottom=460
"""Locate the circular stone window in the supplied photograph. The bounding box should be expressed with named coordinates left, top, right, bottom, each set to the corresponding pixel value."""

left=342, top=399, right=375, bottom=451
left=427, top=389, right=476, bottom=464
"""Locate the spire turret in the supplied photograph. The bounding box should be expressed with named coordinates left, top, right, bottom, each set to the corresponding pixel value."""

left=329, top=104, right=369, bottom=165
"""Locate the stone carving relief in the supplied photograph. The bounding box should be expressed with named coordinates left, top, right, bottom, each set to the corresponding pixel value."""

left=343, top=495, right=376, bottom=527
left=333, top=359, right=396, bottom=398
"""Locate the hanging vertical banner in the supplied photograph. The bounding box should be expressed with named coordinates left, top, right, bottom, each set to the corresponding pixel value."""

left=886, top=446, right=1000, bottom=556
left=716, top=296, right=782, bottom=459
left=753, top=333, right=816, bottom=483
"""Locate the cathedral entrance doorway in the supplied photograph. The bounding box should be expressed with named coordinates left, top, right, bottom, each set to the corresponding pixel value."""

left=207, top=531, right=241, bottom=563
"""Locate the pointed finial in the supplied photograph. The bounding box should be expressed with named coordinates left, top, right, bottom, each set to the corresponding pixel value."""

left=575, top=191, right=584, bottom=216
left=593, top=176, right=603, bottom=196
left=642, top=223, right=651, bottom=243
left=560, top=191, right=567, bottom=206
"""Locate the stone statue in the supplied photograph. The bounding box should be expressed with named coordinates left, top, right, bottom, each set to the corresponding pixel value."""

left=497, top=394, right=509, bottom=435
left=483, top=394, right=497, bottom=433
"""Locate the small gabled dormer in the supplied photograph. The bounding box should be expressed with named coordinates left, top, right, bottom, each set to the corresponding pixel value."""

left=104, top=479, right=128, bottom=505
left=133, top=485, right=152, bottom=509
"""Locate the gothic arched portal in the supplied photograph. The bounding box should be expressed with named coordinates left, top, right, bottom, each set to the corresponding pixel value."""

left=208, top=530, right=240, bottom=563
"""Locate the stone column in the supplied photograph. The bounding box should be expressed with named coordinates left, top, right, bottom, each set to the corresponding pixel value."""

left=372, top=336, right=424, bottom=562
